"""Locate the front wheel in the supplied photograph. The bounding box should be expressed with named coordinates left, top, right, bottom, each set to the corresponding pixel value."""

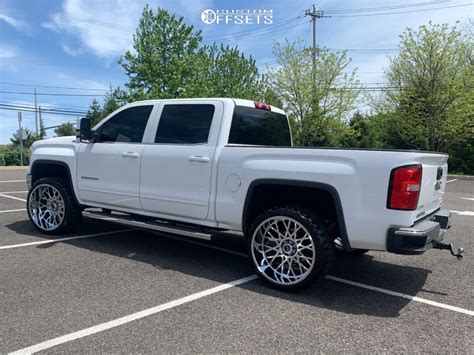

left=247, top=207, right=335, bottom=291
left=27, top=177, right=82, bottom=235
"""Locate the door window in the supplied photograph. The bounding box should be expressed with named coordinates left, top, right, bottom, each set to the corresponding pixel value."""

left=155, top=104, right=215, bottom=144
left=96, top=105, right=153, bottom=143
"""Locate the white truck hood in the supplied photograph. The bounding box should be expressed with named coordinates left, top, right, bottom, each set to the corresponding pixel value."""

left=32, top=136, right=77, bottom=147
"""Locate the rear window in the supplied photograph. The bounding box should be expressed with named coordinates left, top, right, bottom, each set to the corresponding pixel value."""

left=229, top=106, right=291, bottom=146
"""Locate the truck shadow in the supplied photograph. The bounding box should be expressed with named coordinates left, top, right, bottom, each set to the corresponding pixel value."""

left=6, top=219, right=431, bottom=318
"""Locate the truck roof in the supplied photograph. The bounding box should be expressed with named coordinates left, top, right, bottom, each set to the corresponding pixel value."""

left=132, top=98, right=286, bottom=115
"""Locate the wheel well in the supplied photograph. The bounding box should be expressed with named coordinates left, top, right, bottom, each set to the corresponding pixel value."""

left=31, top=162, right=69, bottom=184
left=30, top=160, right=83, bottom=208
left=243, top=180, right=350, bottom=249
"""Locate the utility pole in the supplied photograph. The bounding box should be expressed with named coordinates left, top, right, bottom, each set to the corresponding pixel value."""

left=305, top=4, right=326, bottom=71
left=17, top=112, right=24, bottom=166
left=38, top=106, right=43, bottom=138
left=34, top=88, right=39, bottom=135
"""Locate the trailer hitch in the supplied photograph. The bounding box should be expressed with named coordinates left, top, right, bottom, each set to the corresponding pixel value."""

left=433, top=241, right=464, bottom=260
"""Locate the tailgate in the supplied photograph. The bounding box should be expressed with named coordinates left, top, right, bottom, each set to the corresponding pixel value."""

left=417, top=154, right=449, bottom=218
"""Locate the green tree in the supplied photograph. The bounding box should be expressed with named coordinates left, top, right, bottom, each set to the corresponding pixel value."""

left=101, top=87, right=128, bottom=118
left=120, top=5, right=202, bottom=99
left=343, top=112, right=374, bottom=148
left=268, top=39, right=360, bottom=146
left=54, top=122, right=76, bottom=137
left=9, top=128, right=41, bottom=149
left=119, top=6, right=265, bottom=101
left=86, top=98, right=102, bottom=126
left=187, top=44, right=266, bottom=100
left=382, top=22, right=472, bottom=152
left=0, top=145, right=29, bottom=166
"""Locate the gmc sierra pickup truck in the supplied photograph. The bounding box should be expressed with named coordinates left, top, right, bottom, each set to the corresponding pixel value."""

left=26, top=98, right=463, bottom=290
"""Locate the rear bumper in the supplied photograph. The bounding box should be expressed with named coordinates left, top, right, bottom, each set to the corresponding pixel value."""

left=387, top=209, right=451, bottom=255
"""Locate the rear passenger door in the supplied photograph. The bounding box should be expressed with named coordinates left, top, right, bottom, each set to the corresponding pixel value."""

left=140, top=101, right=223, bottom=220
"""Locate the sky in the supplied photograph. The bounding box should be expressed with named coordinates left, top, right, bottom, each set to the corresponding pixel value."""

left=0, top=0, right=472, bottom=143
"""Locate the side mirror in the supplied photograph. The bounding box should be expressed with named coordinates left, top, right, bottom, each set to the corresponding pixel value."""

left=76, top=117, right=92, bottom=142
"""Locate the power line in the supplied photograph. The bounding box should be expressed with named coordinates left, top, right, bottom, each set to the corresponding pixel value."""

left=0, top=103, right=88, bottom=114
left=0, top=81, right=110, bottom=92
left=0, top=107, right=86, bottom=117
left=324, top=1, right=450, bottom=13
left=203, top=16, right=303, bottom=40
left=329, top=3, right=472, bottom=17
left=0, top=57, right=119, bottom=71
left=0, top=4, right=136, bottom=32
left=0, top=90, right=105, bottom=97
left=202, top=20, right=310, bottom=43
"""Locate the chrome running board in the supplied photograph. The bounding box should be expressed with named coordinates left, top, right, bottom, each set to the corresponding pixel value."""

left=83, top=210, right=213, bottom=241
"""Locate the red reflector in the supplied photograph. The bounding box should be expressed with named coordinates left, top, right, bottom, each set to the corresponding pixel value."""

left=387, top=164, right=422, bottom=210
left=254, top=101, right=271, bottom=111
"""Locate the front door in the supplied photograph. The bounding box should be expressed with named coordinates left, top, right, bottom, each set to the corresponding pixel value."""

left=77, top=104, right=155, bottom=210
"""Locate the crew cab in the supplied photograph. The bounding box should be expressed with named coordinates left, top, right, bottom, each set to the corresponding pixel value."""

left=26, top=98, right=462, bottom=290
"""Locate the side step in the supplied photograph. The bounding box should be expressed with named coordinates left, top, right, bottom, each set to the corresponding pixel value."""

left=83, top=210, right=213, bottom=241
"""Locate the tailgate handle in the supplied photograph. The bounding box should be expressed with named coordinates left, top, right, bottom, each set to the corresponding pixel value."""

left=437, top=167, right=443, bottom=181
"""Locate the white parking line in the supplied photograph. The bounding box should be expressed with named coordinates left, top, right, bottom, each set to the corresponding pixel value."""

left=0, top=180, right=26, bottom=183
left=3, top=225, right=472, bottom=318
left=4, top=225, right=473, bottom=353
left=0, top=191, right=28, bottom=194
left=460, top=197, right=474, bottom=201
left=10, top=274, right=258, bottom=355
left=326, top=276, right=473, bottom=316
left=0, top=193, right=26, bottom=202
left=159, top=235, right=474, bottom=316
left=446, top=179, right=458, bottom=184
left=0, top=208, right=26, bottom=214
left=0, top=229, right=130, bottom=250
left=451, top=210, right=474, bottom=216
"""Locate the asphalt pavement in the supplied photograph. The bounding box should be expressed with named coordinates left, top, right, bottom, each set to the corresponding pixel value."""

left=0, top=168, right=472, bottom=353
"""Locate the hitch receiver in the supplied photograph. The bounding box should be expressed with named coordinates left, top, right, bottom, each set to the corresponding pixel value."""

left=433, top=241, right=464, bottom=260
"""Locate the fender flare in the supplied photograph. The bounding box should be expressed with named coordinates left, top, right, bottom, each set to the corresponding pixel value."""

left=30, top=159, right=81, bottom=207
left=242, top=178, right=351, bottom=251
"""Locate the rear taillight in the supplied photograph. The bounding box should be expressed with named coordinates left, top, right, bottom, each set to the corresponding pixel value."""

left=254, top=101, right=271, bottom=111
left=387, top=164, right=422, bottom=210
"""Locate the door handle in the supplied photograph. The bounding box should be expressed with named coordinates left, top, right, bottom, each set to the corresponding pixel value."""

left=122, top=152, right=140, bottom=158
left=188, top=155, right=210, bottom=163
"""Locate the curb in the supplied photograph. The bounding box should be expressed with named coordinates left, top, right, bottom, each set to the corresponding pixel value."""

left=447, top=174, right=474, bottom=181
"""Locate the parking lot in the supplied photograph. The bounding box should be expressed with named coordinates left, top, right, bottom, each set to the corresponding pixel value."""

left=0, top=167, right=472, bottom=353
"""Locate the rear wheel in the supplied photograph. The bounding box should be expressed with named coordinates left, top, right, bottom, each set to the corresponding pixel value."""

left=247, top=207, right=335, bottom=291
left=27, top=177, right=82, bottom=235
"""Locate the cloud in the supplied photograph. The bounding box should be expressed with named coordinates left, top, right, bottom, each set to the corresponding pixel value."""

left=42, top=0, right=142, bottom=58
left=0, top=44, right=21, bottom=73
left=0, top=12, right=28, bottom=32
left=62, top=44, right=84, bottom=56
left=0, top=44, right=18, bottom=58
left=42, top=0, right=212, bottom=59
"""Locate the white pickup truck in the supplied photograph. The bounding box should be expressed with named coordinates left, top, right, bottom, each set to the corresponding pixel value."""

left=26, top=98, right=462, bottom=290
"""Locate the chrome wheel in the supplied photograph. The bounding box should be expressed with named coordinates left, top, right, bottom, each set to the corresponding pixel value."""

left=251, top=216, right=316, bottom=286
left=28, top=184, right=65, bottom=231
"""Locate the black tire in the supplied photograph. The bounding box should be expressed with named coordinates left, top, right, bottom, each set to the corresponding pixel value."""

left=27, top=176, right=82, bottom=235
left=247, top=206, right=335, bottom=291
